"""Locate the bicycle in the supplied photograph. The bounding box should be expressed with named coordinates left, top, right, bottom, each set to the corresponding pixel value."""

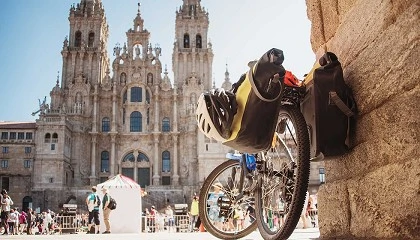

left=198, top=83, right=311, bottom=240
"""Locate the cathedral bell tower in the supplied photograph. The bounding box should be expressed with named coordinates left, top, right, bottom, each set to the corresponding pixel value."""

left=172, top=0, right=213, bottom=91
left=58, top=0, right=109, bottom=116
left=173, top=0, right=216, bottom=187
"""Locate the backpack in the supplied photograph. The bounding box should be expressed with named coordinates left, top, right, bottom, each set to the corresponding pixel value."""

left=301, top=52, right=357, bottom=159
left=94, top=194, right=101, bottom=207
left=108, top=196, right=117, bottom=210
left=222, top=48, right=285, bottom=153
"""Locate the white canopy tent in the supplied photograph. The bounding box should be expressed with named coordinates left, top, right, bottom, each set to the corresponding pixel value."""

left=96, top=174, right=142, bottom=233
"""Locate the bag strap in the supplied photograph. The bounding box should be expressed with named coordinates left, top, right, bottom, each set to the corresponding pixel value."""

left=329, top=92, right=355, bottom=117
left=247, top=68, right=282, bottom=102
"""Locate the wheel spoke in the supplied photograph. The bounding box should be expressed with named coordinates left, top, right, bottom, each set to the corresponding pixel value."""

left=255, top=106, right=310, bottom=240
left=199, top=160, right=258, bottom=239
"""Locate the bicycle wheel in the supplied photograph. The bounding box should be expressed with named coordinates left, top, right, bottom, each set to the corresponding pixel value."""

left=199, top=159, right=258, bottom=239
left=255, top=105, right=310, bottom=240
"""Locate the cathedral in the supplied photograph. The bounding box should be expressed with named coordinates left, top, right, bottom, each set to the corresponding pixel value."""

left=0, top=0, right=233, bottom=212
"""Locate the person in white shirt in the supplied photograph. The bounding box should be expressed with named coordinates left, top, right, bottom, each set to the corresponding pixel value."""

left=164, top=205, right=175, bottom=232
left=8, top=209, right=18, bottom=235
left=44, top=210, right=53, bottom=234
left=1, top=189, right=14, bottom=235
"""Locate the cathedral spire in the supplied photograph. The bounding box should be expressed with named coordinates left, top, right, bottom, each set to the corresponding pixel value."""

left=133, top=1, right=144, bottom=32
left=225, top=63, right=229, bottom=79
left=221, top=63, right=232, bottom=90
left=179, top=0, right=204, bottom=19
left=71, top=0, right=103, bottom=17
left=173, top=0, right=212, bottom=90
left=56, top=71, right=60, bottom=87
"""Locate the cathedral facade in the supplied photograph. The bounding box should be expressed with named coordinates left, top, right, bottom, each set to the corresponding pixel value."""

left=0, top=0, right=232, bottom=212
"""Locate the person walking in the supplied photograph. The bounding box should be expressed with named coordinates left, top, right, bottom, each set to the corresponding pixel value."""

left=26, top=208, right=33, bottom=235
left=1, top=189, right=13, bottom=235
left=189, top=196, right=199, bottom=232
left=101, top=187, right=111, bottom=234
left=86, top=186, right=100, bottom=234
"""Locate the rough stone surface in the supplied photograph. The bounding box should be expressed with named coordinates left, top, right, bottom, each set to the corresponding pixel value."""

left=307, top=0, right=420, bottom=238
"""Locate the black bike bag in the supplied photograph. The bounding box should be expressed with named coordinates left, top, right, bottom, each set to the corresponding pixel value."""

left=301, top=52, right=357, bottom=159
left=223, top=48, right=285, bottom=154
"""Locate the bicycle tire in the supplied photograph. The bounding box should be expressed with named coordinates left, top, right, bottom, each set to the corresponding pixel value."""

left=199, top=159, right=258, bottom=239
left=255, top=106, right=310, bottom=240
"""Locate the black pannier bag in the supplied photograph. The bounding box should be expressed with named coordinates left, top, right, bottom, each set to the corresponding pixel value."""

left=222, top=48, right=285, bottom=153
left=301, top=52, right=357, bottom=159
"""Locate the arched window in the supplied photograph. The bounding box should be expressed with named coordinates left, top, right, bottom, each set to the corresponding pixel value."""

left=162, top=151, right=171, bottom=172
left=75, top=31, right=82, bottom=47
left=22, top=196, right=33, bottom=212
left=183, top=34, right=190, bottom=48
left=88, top=32, right=94, bottom=47
left=162, top=118, right=170, bottom=132
left=101, top=151, right=109, bottom=172
left=52, top=133, right=58, bottom=143
left=102, top=117, right=110, bottom=132
left=137, top=153, right=149, bottom=162
left=130, top=111, right=142, bottom=132
left=196, top=34, right=202, bottom=48
left=44, top=133, right=51, bottom=143
left=146, top=108, right=150, bottom=125
left=122, top=152, right=135, bottom=162
left=130, top=87, right=142, bottom=102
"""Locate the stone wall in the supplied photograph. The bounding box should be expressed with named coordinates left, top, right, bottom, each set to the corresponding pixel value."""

left=305, top=0, right=420, bottom=238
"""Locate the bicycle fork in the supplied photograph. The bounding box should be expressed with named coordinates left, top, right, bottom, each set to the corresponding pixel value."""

left=225, top=153, right=258, bottom=203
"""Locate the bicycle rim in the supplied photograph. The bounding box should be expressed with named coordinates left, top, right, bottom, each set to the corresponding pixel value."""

left=255, top=106, right=310, bottom=240
left=199, top=159, right=258, bottom=239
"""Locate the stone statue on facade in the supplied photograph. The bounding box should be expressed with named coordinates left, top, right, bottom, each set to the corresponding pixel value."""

left=31, top=96, right=48, bottom=116
left=135, top=45, right=141, bottom=58
left=63, top=36, right=68, bottom=48
left=113, top=43, right=121, bottom=56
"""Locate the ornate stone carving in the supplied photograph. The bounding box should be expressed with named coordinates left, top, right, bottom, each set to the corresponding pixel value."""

left=181, top=157, right=189, bottom=177
left=79, top=159, right=89, bottom=177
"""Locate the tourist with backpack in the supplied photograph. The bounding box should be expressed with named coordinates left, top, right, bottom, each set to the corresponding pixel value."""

left=85, top=186, right=100, bottom=234
left=101, top=187, right=111, bottom=234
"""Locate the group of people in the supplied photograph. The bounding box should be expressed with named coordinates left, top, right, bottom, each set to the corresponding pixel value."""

left=142, top=195, right=200, bottom=233
left=0, top=189, right=61, bottom=235
left=144, top=205, right=176, bottom=232
left=85, top=186, right=112, bottom=234
left=207, top=183, right=255, bottom=232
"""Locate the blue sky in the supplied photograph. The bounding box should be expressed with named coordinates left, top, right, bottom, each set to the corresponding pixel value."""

left=0, top=0, right=314, bottom=122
